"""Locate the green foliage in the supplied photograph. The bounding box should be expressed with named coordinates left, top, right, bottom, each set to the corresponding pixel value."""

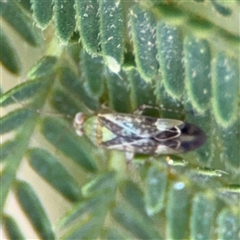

left=31, top=0, right=53, bottom=29
left=212, top=53, right=238, bottom=127
left=144, top=164, right=167, bottom=215
left=54, top=0, right=76, bottom=42
left=75, top=0, right=100, bottom=54
left=190, top=193, right=216, bottom=240
left=0, top=27, right=21, bottom=74
left=3, top=215, right=25, bottom=240
left=15, top=181, right=55, bottom=239
left=1, top=0, right=239, bottom=239
left=156, top=22, right=185, bottom=99
left=0, top=0, right=41, bottom=46
left=184, top=35, right=211, bottom=113
left=28, top=148, right=81, bottom=201
left=129, top=4, right=158, bottom=81
left=166, top=181, right=190, bottom=239
left=99, top=0, right=125, bottom=71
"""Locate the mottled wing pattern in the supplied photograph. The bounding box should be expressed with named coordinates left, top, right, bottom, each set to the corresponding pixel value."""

left=100, top=136, right=181, bottom=154
left=97, top=113, right=206, bottom=154
left=98, top=113, right=182, bottom=139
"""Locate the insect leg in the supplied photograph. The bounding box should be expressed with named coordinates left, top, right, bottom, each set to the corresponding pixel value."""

left=125, top=151, right=134, bottom=165
left=133, top=104, right=160, bottom=115
left=133, top=104, right=186, bottom=119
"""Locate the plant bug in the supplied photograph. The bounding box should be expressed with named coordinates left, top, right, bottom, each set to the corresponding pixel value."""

left=73, top=105, right=206, bottom=161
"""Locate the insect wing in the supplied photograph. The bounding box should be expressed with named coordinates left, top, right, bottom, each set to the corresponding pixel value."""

left=100, top=135, right=181, bottom=154
left=81, top=113, right=206, bottom=155
left=100, top=127, right=206, bottom=154
left=98, top=113, right=183, bottom=139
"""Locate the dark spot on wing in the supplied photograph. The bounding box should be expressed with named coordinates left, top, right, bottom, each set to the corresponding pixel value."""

left=154, top=127, right=179, bottom=140
left=161, top=139, right=180, bottom=149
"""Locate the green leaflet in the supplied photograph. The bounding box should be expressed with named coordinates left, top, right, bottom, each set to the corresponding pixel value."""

left=59, top=203, right=94, bottom=229
left=127, top=67, right=156, bottom=109
left=1, top=56, right=56, bottom=107
left=217, top=209, right=240, bottom=239
left=0, top=27, right=21, bottom=74
left=105, top=69, right=131, bottom=113
left=41, top=117, right=97, bottom=172
left=50, top=89, right=84, bottom=117
left=0, top=80, right=48, bottom=107
left=156, top=22, right=184, bottom=99
left=67, top=42, right=82, bottom=63
left=28, top=148, right=81, bottom=202
left=1, top=108, right=36, bottom=134
left=188, top=16, right=214, bottom=34
left=156, top=83, right=184, bottom=119
left=144, top=165, right=167, bottom=215
left=119, top=180, right=147, bottom=218
left=100, top=227, right=130, bottom=240
left=82, top=172, right=117, bottom=197
left=190, top=193, right=216, bottom=240
left=166, top=181, right=190, bottom=239
left=129, top=4, right=158, bottom=81
left=31, top=0, right=53, bottom=28
left=80, top=50, right=104, bottom=98
left=192, top=0, right=233, bottom=14
left=0, top=112, right=42, bottom=212
left=115, top=179, right=163, bottom=239
left=62, top=218, right=103, bottom=240
left=217, top=185, right=240, bottom=206
left=99, top=0, right=125, bottom=73
left=112, top=204, right=162, bottom=240
left=60, top=173, right=117, bottom=238
left=184, top=35, right=211, bottom=113
left=218, top=122, right=239, bottom=169
left=212, top=53, right=238, bottom=127
left=0, top=0, right=41, bottom=46
left=1, top=167, right=14, bottom=212
left=210, top=0, right=232, bottom=16
left=3, top=215, right=25, bottom=240
left=58, top=194, right=112, bottom=229
left=59, top=66, right=100, bottom=111
left=15, top=181, right=55, bottom=240
left=18, top=0, right=32, bottom=12
left=27, top=56, right=58, bottom=79
left=54, top=0, right=76, bottom=42
left=0, top=140, right=17, bottom=162
left=75, top=0, right=100, bottom=54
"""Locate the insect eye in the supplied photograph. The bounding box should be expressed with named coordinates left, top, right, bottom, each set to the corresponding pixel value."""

left=74, top=112, right=85, bottom=125
left=73, top=112, right=85, bottom=136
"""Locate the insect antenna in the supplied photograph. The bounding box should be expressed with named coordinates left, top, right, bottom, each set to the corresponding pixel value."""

left=10, top=95, right=82, bottom=151
left=133, top=104, right=185, bottom=118
left=11, top=96, right=73, bottom=120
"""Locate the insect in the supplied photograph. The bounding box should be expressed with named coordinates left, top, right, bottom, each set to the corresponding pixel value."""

left=73, top=105, right=206, bottom=161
